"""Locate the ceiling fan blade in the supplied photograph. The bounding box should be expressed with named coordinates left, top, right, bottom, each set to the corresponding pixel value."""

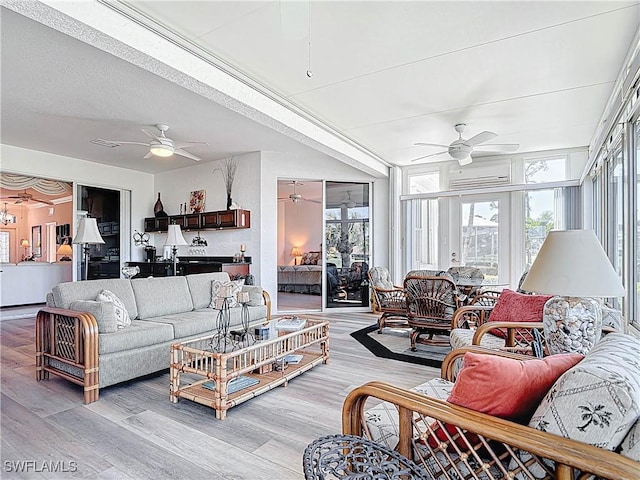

left=303, top=198, right=322, bottom=204
left=464, top=131, right=497, bottom=146
left=458, top=156, right=473, bottom=166
left=34, top=198, right=54, bottom=205
left=473, top=143, right=520, bottom=152
left=141, top=129, right=162, bottom=142
left=14, top=199, right=23, bottom=204
left=174, top=148, right=201, bottom=162
left=143, top=151, right=154, bottom=159
left=414, top=142, right=450, bottom=148
left=410, top=150, right=448, bottom=162
left=175, top=142, right=208, bottom=148
left=103, top=140, right=150, bottom=147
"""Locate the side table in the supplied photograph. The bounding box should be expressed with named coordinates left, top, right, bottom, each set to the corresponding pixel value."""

left=302, top=434, right=430, bottom=479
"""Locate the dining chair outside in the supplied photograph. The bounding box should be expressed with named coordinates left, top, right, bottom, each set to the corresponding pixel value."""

left=404, top=275, right=460, bottom=350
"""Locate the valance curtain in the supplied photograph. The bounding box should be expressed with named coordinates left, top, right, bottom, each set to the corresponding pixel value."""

left=0, top=173, right=71, bottom=195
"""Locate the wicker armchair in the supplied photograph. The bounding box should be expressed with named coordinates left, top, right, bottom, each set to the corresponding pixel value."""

left=449, top=298, right=545, bottom=355
left=343, top=345, right=640, bottom=480
left=404, top=275, right=459, bottom=349
left=447, top=266, right=484, bottom=299
left=368, top=267, right=408, bottom=333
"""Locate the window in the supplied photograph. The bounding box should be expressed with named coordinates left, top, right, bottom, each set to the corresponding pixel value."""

left=408, top=171, right=439, bottom=194
left=0, top=231, right=9, bottom=263
left=524, top=156, right=566, bottom=183
left=405, top=198, right=439, bottom=271
left=524, top=189, right=555, bottom=268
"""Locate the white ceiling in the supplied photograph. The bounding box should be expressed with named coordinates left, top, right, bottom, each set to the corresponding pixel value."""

left=1, top=1, right=638, bottom=175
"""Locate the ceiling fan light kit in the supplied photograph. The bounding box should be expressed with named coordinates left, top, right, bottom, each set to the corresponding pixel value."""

left=98, top=124, right=207, bottom=162
left=149, top=143, right=175, bottom=157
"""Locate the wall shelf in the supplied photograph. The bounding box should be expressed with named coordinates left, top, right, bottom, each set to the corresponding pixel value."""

left=144, top=209, right=250, bottom=232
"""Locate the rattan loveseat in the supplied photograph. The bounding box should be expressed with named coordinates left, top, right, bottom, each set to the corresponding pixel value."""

left=36, top=272, right=271, bottom=404
left=343, top=333, right=640, bottom=480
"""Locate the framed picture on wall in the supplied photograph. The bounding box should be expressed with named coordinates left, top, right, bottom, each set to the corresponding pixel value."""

left=189, top=190, right=206, bottom=213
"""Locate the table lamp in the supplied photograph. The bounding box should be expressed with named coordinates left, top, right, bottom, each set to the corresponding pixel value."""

left=20, top=239, right=30, bottom=260
left=520, top=229, right=625, bottom=355
left=73, top=217, right=105, bottom=280
left=291, top=247, right=302, bottom=265
left=56, top=243, right=73, bottom=261
left=165, top=224, right=188, bottom=276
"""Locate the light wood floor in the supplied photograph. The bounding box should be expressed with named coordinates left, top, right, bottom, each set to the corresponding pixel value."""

left=1, top=311, right=439, bottom=479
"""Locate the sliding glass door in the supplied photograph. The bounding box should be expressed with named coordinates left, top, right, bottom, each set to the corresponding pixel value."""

left=325, top=182, right=370, bottom=308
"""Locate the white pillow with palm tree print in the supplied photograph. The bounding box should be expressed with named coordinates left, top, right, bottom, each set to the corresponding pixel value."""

left=528, top=333, right=640, bottom=450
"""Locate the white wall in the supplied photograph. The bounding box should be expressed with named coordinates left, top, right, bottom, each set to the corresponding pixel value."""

left=153, top=151, right=262, bottom=271
left=1, top=144, right=154, bottom=269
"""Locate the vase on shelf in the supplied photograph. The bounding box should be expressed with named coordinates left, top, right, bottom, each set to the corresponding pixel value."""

left=226, top=194, right=232, bottom=210
left=154, top=192, right=164, bottom=217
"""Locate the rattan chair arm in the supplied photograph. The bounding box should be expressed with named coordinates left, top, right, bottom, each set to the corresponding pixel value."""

left=472, top=321, right=544, bottom=347
left=261, top=289, right=272, bottom=321
left=450, top=305, right=493, bottom=329
left=342, top=381, right=640, bottom=480
left=439, top=346, right=532, bottom=381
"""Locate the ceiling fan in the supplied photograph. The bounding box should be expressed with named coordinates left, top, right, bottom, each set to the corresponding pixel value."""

left=278, top=181, right=321, bottom=204
left=411, top=123, right=519, bottom=166
left=97, top=124, right=207, bottom=161
left=1, top=190, right=54, bottom=205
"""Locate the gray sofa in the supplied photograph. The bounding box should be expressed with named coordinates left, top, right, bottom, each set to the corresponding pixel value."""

left=36, top=272, right=271, bottom=403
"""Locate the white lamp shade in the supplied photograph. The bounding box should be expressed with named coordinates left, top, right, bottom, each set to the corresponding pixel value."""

left=73, top=218, right=105, bottom=244
left=164, top=224, right=188, bottom=246
left=521, top=229, right=625, bottom=298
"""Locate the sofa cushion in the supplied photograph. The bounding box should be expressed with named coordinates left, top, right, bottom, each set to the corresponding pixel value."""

left=53, top=279, right=138, bottom=320
left=151, top=311, right=218, bottom=339
left=529, top=333, right=640, bottom=450
left=365, top=377, right=454, bottom=451
left=448, top=351, right=583, bottom=423
left=488, top=289, right=551, bottom=339
left=98, top=320, right=174, bottom=355
left=96, top=290, right=131, bottom=329
left=131, top=276, right=194, bottom=319
left=619, top=418, right=640, bottom=461
left=69, top=299, right=118, bottom=334
left=185, top=272, right=231, bottom=309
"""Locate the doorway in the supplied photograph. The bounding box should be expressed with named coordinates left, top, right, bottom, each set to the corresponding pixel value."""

left=277, top=180, right=323, bottom=312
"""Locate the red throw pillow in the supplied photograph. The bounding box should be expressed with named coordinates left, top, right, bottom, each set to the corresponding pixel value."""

left=426, top=351, right=583, bottom=452
left=448, top=351, right=583, bottom=421
left=487, top=289, right=552, bottom=339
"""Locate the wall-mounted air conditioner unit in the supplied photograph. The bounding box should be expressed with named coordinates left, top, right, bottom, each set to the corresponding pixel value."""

left=448, top=163, right=512, bottom=190
left=449, top=175, right=511, bottom=190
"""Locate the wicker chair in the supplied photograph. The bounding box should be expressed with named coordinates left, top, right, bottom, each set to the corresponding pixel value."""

left=404, top=275, right=460, bottom=350
left=368, top=267, right=408, bottom=333
left=446, top=266, right=484, bottom=299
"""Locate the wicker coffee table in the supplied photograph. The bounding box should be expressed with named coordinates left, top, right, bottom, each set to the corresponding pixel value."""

left=170, top=318, right=329, bottom=419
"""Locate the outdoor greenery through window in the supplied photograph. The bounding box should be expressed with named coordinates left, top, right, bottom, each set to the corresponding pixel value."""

left=524, top=189, right=555, bottom=268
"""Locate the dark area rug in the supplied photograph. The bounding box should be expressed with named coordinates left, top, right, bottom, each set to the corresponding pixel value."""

left=350, top=324, right=450, bottom=368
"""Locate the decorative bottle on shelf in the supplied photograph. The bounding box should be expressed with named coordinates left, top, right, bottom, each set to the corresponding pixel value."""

left=154, top=193, right=164, bottom=217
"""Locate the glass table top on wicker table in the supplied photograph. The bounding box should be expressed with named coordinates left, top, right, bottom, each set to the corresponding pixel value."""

left=169, top=318, right=329, bottom=419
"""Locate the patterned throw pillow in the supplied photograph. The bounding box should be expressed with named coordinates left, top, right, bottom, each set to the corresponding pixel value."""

left=209, top=279, right=245, bottom=308
left=96, top=289, right=131, bottom=329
